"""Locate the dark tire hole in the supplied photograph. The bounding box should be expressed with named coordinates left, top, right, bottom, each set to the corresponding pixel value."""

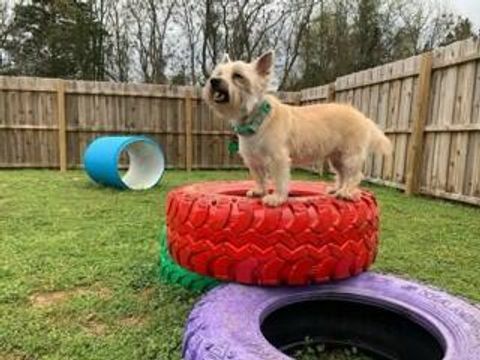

left=294, top=343, right=373, bottom=360
left=260, top=298, right=445, bottom=360
left=220, top=189, right=319, bottom=197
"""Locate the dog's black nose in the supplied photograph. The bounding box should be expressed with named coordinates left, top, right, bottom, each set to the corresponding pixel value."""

left=210, top=77, right=221, bottom=89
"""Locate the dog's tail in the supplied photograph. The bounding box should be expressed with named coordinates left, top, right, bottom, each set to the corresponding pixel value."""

left=369, top=122, right=392, bottom=155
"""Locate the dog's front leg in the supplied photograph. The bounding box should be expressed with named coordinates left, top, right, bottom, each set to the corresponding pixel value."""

left=262, top=151, right=290, bottom=207
left=244, top=159, right=267, bottom=198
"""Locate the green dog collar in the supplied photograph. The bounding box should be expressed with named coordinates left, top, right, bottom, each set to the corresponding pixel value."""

left=231, top=100, right=272, bottom=136
left=228, top=135, right=239, bottom=155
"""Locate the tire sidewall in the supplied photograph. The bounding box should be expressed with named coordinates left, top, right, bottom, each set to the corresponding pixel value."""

left=183, top=273, right=480, bottom=360
left=168, top=181, right=379, bottom=285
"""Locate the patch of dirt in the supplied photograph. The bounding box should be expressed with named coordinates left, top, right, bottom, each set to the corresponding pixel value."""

left=94, top=286, right=113, bottom=300
left=29, top=290, right=74, bottom=308
left=82, top=314, right=108, bottom=336
left=119, top=315, right=148, bottom=327
left=0, top=355, right=22, bottom=360
left=29, top=284, right=112, bottom=308
left=138, top=287, right=155, bottom=301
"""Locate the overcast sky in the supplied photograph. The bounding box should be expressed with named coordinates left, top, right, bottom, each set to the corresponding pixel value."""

left=452, top=0, right=480, bottom=29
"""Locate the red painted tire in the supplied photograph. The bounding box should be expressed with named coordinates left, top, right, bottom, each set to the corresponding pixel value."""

left=166, top=181, right=379, bottom=286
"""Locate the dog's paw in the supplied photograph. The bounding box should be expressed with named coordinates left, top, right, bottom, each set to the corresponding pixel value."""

left=246, top=188, right=265, bottom=198
left=262, top=194, right=286, bottom=207
left=334, top=189, right=360, bottom=201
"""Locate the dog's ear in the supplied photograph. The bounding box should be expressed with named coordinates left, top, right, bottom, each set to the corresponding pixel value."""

left=221, top=53, right=231, bottom=64
left=255, top=50, right=274, bottom=77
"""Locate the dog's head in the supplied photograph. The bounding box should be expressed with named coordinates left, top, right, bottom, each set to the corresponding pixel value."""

left=203, top=51, right=274, bottom=121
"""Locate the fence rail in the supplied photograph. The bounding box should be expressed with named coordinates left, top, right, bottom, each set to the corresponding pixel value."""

left=1, top=38, right=480, bottom=206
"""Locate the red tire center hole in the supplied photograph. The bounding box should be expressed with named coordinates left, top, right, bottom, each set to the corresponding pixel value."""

left=219, top=189, right=320, bottom=197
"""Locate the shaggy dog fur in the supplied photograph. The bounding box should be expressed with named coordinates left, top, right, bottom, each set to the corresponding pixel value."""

left=203, top=51, right=392, bottom=207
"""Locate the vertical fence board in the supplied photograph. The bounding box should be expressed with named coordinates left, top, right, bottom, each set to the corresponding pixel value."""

left=470, top=134, right=480, bottom=197
left=56, top=80, right=67, bottom=171
left=464, top=61, right=480, bottom=197
left=185, top=90, right=193, bottom=171
left=405, top=53, right=433, bottom=194
left=436, top=66, right=457, bottom=192
left=367, top=84, right=380, bottom=177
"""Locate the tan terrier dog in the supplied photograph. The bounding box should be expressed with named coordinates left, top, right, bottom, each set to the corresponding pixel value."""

left=203, top=51, right=392, bottom=207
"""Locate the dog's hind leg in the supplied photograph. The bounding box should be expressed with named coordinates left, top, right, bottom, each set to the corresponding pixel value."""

left=335, top=171, right=363, bottom=200
left=327, top=154, right=344, bottom=194
left=334, top=151, right=365, bottom=200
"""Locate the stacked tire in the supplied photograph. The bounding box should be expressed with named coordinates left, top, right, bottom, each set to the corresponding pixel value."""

left=158, top=181, right=480, bottom=360
left=158, top=225, right=218, bottom=292
left=159, top=180, right=379, bottom=288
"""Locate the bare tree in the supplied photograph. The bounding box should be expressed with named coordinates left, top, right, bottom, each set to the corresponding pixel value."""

left=196, top=0, right=317, bottom=88
left=4, top=0, right=470, bottom=85
left=88, top=0, right=109, bottom=80
left=106, top=1, right=132, bottom=82
left=389, top=0, right=456, bottom=52
left=0, top=0, right=13, bottom=69
left=178, top=0, right=201, bottom=84
left=0, top=3, right=7, bottom=70
left=128, top=0, right=176, bottom=83
left=0, top=2, right=8, bottom=49
left=277, top=0, right=317, bottom=89
left=199, top=0, right=221, bottom=79
left=227, top=0, right=276, bottom=60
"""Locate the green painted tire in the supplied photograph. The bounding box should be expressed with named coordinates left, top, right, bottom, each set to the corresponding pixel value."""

left=158, top=225, right=219, bottom=292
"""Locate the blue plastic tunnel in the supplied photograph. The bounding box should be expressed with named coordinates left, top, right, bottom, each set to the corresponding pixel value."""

left=83, top=136, right=165, bottom=190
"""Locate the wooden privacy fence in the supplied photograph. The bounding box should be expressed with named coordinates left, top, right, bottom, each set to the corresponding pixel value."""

left=331, top=38, right=480, bottom=206
left=0, top=38, right=479, bottom=205
left=0, top=77, right=299, bottom=171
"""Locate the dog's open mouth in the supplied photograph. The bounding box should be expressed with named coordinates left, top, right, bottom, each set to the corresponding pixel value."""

left=213, top=90, right=229, bottom=103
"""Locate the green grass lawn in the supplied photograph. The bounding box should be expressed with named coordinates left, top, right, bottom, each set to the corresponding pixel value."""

left=1, top=170, right=479, bottom=360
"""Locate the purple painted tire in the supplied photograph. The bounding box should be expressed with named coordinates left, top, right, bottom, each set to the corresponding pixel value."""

left=183, top=272, right=480, bottom=360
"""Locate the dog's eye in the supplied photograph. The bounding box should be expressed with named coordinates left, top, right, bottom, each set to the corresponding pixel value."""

left=233, top=72, right=244, bottom=81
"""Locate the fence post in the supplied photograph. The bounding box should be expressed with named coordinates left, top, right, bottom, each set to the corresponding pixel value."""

left=56, top=79, right=67, bottom=172
left=327, top=82, right=336, bottom=102
left=405, top=52, right=433, bottom=195
left=295, top=91, right=302, bottom=106
left=185, top=88, right=193, bottom=172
